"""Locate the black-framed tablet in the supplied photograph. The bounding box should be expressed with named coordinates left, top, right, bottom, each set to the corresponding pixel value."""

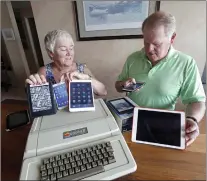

left=108, top=98, right=134, bottom=114
left=26, top=82, right=57, bottom=118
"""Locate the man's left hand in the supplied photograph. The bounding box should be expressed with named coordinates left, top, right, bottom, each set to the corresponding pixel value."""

left=185, top=118, right=199, bottom=147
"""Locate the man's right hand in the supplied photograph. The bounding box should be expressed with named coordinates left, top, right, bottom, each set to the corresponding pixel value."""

left=25, top=74, right=47, bottom=85
left=115, top=77, right=136, bottom=92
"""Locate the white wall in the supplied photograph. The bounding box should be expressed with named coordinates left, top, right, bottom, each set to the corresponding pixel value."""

left=31, top=0, right=206, bottom=99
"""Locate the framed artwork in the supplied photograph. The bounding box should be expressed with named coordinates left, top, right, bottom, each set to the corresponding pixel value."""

left=73, top=0, right=160, bottom=41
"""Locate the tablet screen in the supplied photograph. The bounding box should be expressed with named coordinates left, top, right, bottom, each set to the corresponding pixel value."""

left=30, top=84, right=52, bottom=112
left=110, top=98, right=134, bottom=113
left=70, top=82, right=94, bottom=108
left=136, top=110, right=181, bottom=146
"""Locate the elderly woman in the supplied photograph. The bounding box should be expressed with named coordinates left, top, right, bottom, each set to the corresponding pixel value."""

left=25, top=30, right=107, bottom=96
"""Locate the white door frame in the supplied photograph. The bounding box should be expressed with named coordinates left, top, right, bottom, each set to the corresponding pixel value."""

left=6, top=1, right=30, bottom=76
left=24, top=16, right=40, bottom=70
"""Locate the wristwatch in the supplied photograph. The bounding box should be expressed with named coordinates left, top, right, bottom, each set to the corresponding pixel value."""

left=186, top=116, right=198, bottom=124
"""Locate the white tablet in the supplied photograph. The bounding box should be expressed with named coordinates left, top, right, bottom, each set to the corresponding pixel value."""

left=132, top=107, right=186, bottom=150
left=69, top=80, right=95, bottom=112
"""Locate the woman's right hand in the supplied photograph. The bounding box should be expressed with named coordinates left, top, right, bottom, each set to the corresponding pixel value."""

left=25, top=74, right=47, bottom=85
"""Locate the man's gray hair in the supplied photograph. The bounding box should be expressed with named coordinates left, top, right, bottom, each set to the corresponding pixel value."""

left=142, top=11, right=176, bottom=38
left=44, top=29, right=73, bottom=54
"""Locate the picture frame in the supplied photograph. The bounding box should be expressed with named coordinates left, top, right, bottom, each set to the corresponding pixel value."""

left=73, top=0, right=160, bottom=41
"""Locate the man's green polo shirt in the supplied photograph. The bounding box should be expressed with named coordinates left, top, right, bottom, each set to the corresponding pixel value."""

left=117, top=47, right=206, bottom=110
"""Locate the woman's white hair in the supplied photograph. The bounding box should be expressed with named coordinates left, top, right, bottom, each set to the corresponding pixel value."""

left=44, top=29, right=73, bottom=55
left=142, top=11, right=176, bottom=39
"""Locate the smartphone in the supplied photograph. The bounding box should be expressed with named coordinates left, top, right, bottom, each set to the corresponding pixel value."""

left=6, top=110, right=31, bottom=132
left=122, top=82, right=146, bottom=92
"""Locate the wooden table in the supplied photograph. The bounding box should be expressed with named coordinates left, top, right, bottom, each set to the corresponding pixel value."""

left=1, top=101, right=206, bottom=180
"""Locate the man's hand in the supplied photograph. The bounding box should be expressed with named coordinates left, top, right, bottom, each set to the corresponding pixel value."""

left=123, top=77, right=136, bottom=87
left=185, top=118, right=200, bottom=147
left=115, top=78, right=136, bottom=92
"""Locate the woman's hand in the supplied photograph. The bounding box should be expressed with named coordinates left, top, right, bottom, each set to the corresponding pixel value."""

left=66, top=71, right=91, bottom=81
left=25, top=74, right=47, bottom=85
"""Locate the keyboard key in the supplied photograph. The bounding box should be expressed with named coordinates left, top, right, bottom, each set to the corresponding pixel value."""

left=47, top=168, right=53, bottom=175
left=101, top=143, right=107, bottom=148
left=82, top=148, right=87, bottom=153
left=101, top=148, right=106, bottom=154
left=49, top=157, right=55, bottom=162
left=80, top=154, right=86, bottom=159
left=92, top=146, right=97, bottom=151
left=57, top=172, right=63, bottom=179
left=58, top=166, right=104, bottom=181
left=52, top=161, right=58, bottom=167
left=46, top=163, right=52, bottom=169
left=65, top=163, right=71, bottom=170
left=88, top=157, right=93, bottom=163
left=90, top=151, right=96, bottom=157
left=75, top=167, right=80, bottom=173
left=98, top=154, right=103, bottom=160
left=86, top=163, right=92, bottom=170
left=97, top=160, right=103, bottom=166
left=92, top=162, right=98, bottom=168
left=41, top=170, right=47, bottom=177
left=69, top=168, right=74, bottom=175
left=77, top=160, right=82, bottom=166
left=63, top=170, right=69, bottom=177
left=75, top=155, right=80, bottom=161
left=87, top=147, right=92, bottom=152
left=71, top=151, right=77, bottom=156
left=106, top=142, right=111, bottom=147
left=66, top=152, right=71, bottom=158
left=82, top=158, right=88, bottom=165
left=69, top=157, right=75, bottom=163
left=61, top=154, right=66, bottom=159
left=53, top=167, right=59, bottom=173
left=63, top=158, right=69, bottom=164
left=85, top=152, right=90, bottom=158
left=96, top=150, right=101, bottom=155
left=108, top=156, right=116, bottom=164
left=50, top=174, right=56, bottom=180
left=97, top=144, right=102, bottom=149
left=108, top=151, right=114, bottom=157
left=102, top=158, right=108, bottom=166
left=77, top=149, right=82, bottom=155
left=106, top=146, right=113, bottom=152
left=80, top=165, right=86, bottom=172
left=58, top=160, right=64, bottom=166
left=55, top=155, right=60, bottom=161
left=103, top=152, right=108, bottom=158
left=71, top=162, right=77, bottom=168
left=41, top=176, right=49, bottom=180
left=43, top=158, right=49, bottom=164
left=40, top=165, right=46, bottom=171
left=60, top=165, right=65, bottom=171
left=93, top=155, right=98, bottom=161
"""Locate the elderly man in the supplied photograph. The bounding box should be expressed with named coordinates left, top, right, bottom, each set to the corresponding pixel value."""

left=115, top=11, right=206, bottom=147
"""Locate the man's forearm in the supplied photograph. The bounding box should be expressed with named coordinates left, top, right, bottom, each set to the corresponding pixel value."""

left=186, top=102, right=206, bottom=123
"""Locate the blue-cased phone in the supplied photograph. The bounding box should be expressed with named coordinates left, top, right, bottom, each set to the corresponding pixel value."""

left=53, top=82, right=69, bottom=109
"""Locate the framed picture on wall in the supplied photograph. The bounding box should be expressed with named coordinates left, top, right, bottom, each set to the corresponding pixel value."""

left=73, top=0, right=160, bottom=41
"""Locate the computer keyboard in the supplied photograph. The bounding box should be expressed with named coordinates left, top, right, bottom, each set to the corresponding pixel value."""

left=40, top=141, right=116, bottom=180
